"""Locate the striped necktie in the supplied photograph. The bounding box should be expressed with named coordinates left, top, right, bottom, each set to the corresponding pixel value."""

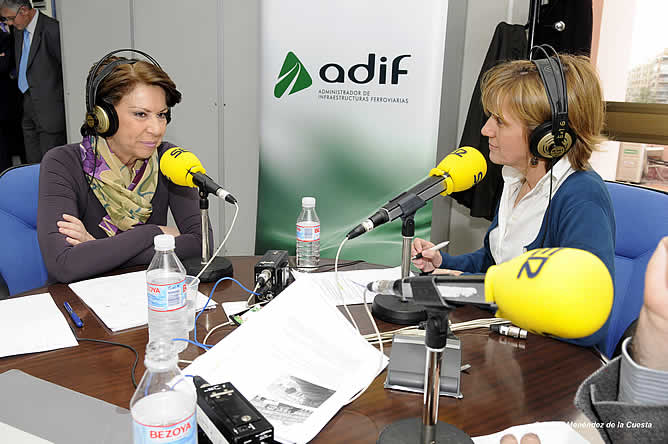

left=18, top=29, right=30, bottom=93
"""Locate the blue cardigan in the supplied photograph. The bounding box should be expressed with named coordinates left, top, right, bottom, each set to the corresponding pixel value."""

left=440, top=169, right=616, bottom=348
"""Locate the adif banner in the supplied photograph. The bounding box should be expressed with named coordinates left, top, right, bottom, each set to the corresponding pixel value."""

left=256, top=1, right=449, bottom=266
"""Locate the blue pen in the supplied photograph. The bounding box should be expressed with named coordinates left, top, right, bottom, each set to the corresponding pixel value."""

left=64, top=302, right=84, bottom=328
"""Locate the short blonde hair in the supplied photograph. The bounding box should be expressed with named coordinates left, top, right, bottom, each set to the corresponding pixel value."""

left=480, top=54, right=606, bottom=171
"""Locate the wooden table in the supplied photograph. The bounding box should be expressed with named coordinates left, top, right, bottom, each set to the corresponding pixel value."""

left=0, top=257, right=604, bottom=443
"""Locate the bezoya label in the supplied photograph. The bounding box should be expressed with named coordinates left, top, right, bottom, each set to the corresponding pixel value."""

left=297, top=222, right=321, bottom=242
left=133, top=412, right=196, bottom=443
left=147, top=279, right=186, bottom=312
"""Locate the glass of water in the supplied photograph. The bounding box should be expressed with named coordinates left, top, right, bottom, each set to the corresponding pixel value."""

left=184, top=275, right=200, bottom=332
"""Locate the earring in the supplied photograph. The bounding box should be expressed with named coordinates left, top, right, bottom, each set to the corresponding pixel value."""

left=530, top=156, right=539, bottom=167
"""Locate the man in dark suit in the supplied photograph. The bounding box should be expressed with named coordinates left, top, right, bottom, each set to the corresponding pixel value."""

left=0, top=0, right=66, bottom=163
left=0, top=20, right=23, bottom=171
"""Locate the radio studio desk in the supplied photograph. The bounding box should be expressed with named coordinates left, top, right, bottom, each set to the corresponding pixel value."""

left=0, top=257, right=604, bottom=443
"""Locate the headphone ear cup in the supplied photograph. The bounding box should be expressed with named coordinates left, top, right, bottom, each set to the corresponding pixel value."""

left=529, top=121, right=575, bottom=159
left=529, top=122, right=552, bottom=159
left=94, top=102, right=119, bottom=138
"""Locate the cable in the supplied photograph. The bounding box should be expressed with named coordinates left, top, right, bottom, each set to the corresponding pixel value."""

left=247, top=282, right=261, bottom=307
left=290, top=260, right=365, bottom=273
left=195, top=202, right=240, bottom=281
left=539, top=159, right=555, bottom=248
left=334, top=237, right=359, bottom=332
left=345, top=283, right=385, bottom=405
left=173, top=338, right=210, bottom=351
left=328, top=236, right=385, bottom=405
left=76, top=337, right=139, bottom=388
left=360, top=318, right=511, bottom=345
left=589, top=346, right=608, bottom=366
left=202, top=321, right=232, bottom=346
left=193, top=276, right=259, bottom=348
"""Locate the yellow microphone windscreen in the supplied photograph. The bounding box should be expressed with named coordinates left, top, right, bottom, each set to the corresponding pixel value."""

left=160, top=147, right=206, bottom=188
left=484, top=248, right=613, bottom=339
left=430, top=146, right=487, bottom=195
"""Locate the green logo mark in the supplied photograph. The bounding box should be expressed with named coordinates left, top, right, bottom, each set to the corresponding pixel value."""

left=274, top=52, right=312, bottom=98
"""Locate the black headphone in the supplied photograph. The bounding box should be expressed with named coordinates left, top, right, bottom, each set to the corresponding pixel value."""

left=83, top=48, right=170, bottom=138
left=528, top=45, right=576, bottom=160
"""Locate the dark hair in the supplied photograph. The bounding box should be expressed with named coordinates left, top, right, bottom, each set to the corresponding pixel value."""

left=0, top=1, right=32, bottom=10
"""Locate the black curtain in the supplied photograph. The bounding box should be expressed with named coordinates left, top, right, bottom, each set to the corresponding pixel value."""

left=451, top=23, right=527, bottom=220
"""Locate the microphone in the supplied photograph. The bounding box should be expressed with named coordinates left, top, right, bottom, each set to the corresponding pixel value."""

left=367, top=248, right=614, bottom=339
left=160, top=147, right=237, bottom=204
left=347, top=146, right=487, bottom=240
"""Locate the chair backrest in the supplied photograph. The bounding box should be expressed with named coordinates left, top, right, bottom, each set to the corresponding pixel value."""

left=0, top=164, right=48, bottom=296
left=602, top=181, right=668, bottom=357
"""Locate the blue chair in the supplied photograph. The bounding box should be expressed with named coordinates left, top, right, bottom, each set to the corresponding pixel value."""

left=601, top=181, right=668, bottom=357
left=0, top=164, right=49, bottom=296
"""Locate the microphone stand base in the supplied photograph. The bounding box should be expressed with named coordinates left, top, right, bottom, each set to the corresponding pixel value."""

left=377, top=417, right=472, bottom=444
left=372, top=295, right=427, bottom=325
left=183, top=256, right=234, bottom=283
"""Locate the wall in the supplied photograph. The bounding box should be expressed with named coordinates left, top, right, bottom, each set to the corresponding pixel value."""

left=56, top=1, right=510, bottom=257
left=430, top=1, right=468, bottom=244
left=447, top=0, right=529, bottom=256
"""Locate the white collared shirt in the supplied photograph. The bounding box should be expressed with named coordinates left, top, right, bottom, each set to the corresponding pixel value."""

left=24, top=9, right=39, bottom=45
left=489, top=156, right=576, bottom=265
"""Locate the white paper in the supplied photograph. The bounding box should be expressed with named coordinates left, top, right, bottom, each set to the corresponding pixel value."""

left=0, top=422, right=54, bottom=443
left=0, top=293, right=78, bottom=358
left=68, top=271, right=216, bottom=332
left=221, top=301, right=251, bottom=318
left=472, top=421, right=590, bottom=444
left=291, top=266, right=406, bottom=306
left=184, top=278, right=388, bottom=444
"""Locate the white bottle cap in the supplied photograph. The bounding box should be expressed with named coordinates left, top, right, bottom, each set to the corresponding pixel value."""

left=154, top=234, right=175, bottom=251
left=302, top=197, right=316, bottom=208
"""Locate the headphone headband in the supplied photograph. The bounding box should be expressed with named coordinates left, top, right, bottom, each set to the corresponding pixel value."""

left=85, top=48, right=162, bottom=115
left=83, top=49, right=165, bottom=137
left=528, top=44, right=575, bottom=159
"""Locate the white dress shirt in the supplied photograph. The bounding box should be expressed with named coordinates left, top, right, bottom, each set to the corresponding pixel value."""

left=24, top=9, right=39, bottom=45
left=488, top=156, right=575, bottom=265
left=619, top=337, right=668, bottom=405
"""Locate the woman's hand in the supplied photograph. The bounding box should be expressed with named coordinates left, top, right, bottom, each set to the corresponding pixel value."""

left=58, top=214, right=95, bottom=246
left=432, top=268, right=463, bottom=276
left=159, top=226, right=181, bottom=237
left=411, top=237, right=443, bottom=272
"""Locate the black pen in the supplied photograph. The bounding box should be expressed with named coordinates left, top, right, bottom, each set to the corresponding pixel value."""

left=64, top=302, right=84, bottom=328
left=412, top=241, right=450, bottom=260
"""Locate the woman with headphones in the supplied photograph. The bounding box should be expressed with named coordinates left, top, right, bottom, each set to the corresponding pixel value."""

left=412, top=50, right=615, bottom=346
left=37, top=50, right=208, bottom=284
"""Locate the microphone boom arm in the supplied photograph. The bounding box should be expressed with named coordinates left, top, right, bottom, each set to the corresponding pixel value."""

left=347, top=175, right=449, bottom=240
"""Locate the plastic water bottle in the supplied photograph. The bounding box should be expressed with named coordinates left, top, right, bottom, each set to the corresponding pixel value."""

left=130, top=340, right=197, bottom=443
left=147, top=234, right=189, bottom=353
left=296, top=196, right=320, bottom=271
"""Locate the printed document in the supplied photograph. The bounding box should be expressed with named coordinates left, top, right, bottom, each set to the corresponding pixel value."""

left=0, top=293, right=78, bottom=358
left=184, top=278, right=388, bottom=444
left=291, top=266, right=405, bottom=306
left=68, top=270, right=216, bottom=332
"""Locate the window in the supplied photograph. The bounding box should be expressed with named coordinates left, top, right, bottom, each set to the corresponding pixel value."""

left=590, top=0, right=668, bottom=192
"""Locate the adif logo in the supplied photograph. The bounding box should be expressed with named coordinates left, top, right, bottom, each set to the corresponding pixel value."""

left=275, top=51, right=412, bottom=99
left=274, top=52, right=313, bottom=98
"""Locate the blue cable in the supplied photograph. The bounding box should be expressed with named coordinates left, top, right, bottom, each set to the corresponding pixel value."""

left=172, top=338, right=211, bottom=351
left=170, top=374, right=195, bottom=390
left=173, top=277, right=260, bottom=352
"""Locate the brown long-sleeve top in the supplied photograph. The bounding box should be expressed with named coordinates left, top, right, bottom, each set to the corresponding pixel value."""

left=37, top=141, right=211, bottom=284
